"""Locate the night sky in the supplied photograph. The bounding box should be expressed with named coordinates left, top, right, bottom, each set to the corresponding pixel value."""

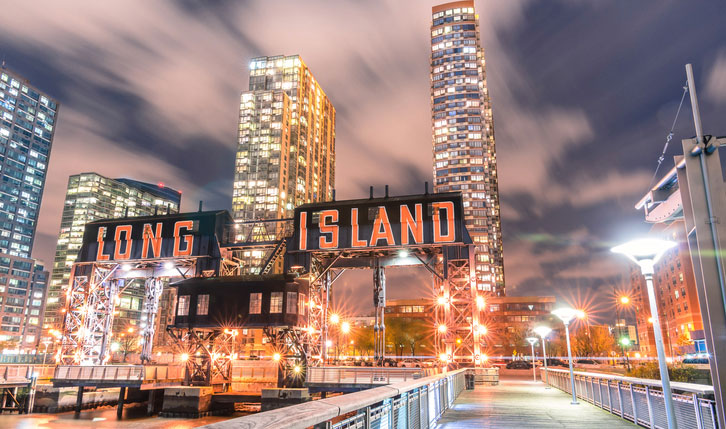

left=2, top=1, right=725, bottom=322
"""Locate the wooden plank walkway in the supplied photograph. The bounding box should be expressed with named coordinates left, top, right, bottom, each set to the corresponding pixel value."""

left=435, top=371, right=637, bottom=428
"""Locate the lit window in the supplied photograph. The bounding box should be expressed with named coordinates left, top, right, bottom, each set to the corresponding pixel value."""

left=286, top=292, right=297, bottom=314
left=177, top=295, right=190, bottom=316
left=197, top=294, right=209, bottom=316
left=270, top=292, right=283, bottom=314
left=250, top=293, right=262, bottom=314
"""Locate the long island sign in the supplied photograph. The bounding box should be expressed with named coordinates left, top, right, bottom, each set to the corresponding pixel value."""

left=77, top=211, right=230, bottom=262
left=289, top=192, right=470, bottom=252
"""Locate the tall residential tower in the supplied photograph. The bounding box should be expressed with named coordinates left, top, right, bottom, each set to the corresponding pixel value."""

left=430, top=1, right=505, bottom=295
left=0, top=66, right=58, bottom=349
left=233, top=55, right=336, bottom=222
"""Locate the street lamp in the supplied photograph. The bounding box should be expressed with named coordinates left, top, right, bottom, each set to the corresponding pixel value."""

left=552, top=307, right=580, bottom=405
left=526, top=337, right=538, bottom=382
left=534, top=326, right=552, bottom=388
left=619, top=337, right=631, bottom=371
left=612, top=238, right=678, bottom=429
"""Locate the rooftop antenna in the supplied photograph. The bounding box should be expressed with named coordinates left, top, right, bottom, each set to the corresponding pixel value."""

left=369, top=186, right=374, bottom=199
left=385, top=185, right=389, bottom=198
left=198, top=200, right=203, bottom=212
left=425, top=181, right=429, bottom=195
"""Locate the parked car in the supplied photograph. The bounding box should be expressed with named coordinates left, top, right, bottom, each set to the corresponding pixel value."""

left=397, top=359, right=422, bottom=368
left=546, top=358, right=568, bottom=367
left=506, top=360, right=533, bottom=369
left=576, top=359, right=597, bottom=365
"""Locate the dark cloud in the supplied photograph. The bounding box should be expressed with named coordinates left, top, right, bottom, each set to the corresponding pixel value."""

left=1, top=0, right=725, bottom=316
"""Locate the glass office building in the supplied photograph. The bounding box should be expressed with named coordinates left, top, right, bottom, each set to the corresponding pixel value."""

left=431, top=1, right=505, bottom=295
left=44, top=173, right=181, bottom=330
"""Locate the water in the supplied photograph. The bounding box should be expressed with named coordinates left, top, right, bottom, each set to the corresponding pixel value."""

left=0, top=404, right=248, bottom=428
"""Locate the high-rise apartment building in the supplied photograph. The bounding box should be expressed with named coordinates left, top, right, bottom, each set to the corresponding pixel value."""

left=430, top=1, right=504, bottom=295
left=0, top=66, right=58, bottom=258
left=0, top=255, right=48, bottom=351
left=233, top=55, right=335, bottom=223
left=44, top=173, right=181, bottom=330
left=0, top=66, right=57, bottom=351
left=631, top=220, right=704, bottom=357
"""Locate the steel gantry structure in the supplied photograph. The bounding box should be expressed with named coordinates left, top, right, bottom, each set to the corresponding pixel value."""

left=56, top=257, right=199, bottom=365
left=287, top=191, right=488, bottom=367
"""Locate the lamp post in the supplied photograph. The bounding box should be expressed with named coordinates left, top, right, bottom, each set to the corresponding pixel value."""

left=552, top=307, right=580, bottom=405
left=612, top=238, right=678, bottom=429
left=620, top=337, right=632, bottom=372
left=526, top=337, right=538, bottom=382
left=534, top=326, right=552, bottom=388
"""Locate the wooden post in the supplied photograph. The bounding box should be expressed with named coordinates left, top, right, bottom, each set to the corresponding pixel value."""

left=74, top=386, right=84, bottom=418
left=117, top=386, right=126, bottom=419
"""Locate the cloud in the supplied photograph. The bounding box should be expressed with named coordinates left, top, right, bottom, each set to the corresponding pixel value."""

left=1, top=0, right=724, bottom=311
left=706, top=50, right=726, bottom=103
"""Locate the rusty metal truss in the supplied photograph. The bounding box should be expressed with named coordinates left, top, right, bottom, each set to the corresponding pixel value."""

left=433, top=248, right=486, bottom=365
left=56, top=258, right=198, bottom=366
left=167, top=327, right=239, bottom=387
left=221, top=218, right=293, bottom=275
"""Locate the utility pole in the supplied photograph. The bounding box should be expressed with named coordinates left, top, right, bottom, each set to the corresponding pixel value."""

left=676, top=63, right=726, bottom=428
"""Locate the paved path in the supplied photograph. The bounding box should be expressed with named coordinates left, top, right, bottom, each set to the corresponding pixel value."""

left=435, top=370, right=637, bottom=428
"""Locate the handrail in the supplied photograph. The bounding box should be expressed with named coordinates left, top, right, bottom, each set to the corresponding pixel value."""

left=201, top=368, right=468, bottom=429
left=542, top=368, right=718, bottom=429
left=543, top=367, right=714, bottom=394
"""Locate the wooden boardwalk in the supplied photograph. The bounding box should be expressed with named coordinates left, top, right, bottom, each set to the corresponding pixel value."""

left=435, top=371, right=637, bottom=428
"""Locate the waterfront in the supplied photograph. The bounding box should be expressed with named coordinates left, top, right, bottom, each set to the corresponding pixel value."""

left=0, top=404, right=245, bottom=429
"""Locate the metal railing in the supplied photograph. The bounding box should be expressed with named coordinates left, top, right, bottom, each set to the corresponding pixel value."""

left=306, top=366, right=430, bottom=386
left=542, top=368, right=719, bottom=429
left=0, top=364, right=55, bottom=384
left=201, top=368, right=467, bottom=429
left=54, top=364, right=185, bottom=384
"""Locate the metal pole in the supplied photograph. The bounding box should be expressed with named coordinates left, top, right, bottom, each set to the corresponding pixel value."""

left=687, top=63, right=726, bottom=428
left=564, top=322, right=578, bottom=404
left=530, top=342, right=536, bottom=382
left=644, top=272, right=678, bottom=429
left=541, top=338, right=550, bottom=388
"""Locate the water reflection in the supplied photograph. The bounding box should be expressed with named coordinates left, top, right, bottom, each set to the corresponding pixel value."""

left=0, top=404, right=247, bottom=428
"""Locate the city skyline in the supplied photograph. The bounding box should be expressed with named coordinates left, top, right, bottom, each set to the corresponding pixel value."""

left=1, top=1, right=725, bottom=319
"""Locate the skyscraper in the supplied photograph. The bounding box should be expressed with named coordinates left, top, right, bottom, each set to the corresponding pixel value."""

left=430, top=1, right=505, bottom=295
left=44, top=173, right=181, bottom=330
left=0, top=66, right=57, bottom=350
left=0, top=67, right=58, bottom=258
left=233, top=55, right=335, bottom=223
left=0, top=255, right=48, bottom=351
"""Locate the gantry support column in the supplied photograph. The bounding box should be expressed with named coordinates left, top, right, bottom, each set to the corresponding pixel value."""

left=140, top=277, right=164, bottom=362
left=373, top=259, right=386, bottom=365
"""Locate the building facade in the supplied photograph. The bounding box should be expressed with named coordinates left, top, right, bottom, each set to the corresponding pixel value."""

left=487, top=296, right=556, bottom=332
left=430, top=1, right=504, bottom=295
left=43, top=173, right=181, bottom=331
left=233, top=55, right=335, bottom=223
left=0, top=255, right=48, bottom=351
left=0, top=67, right=58, bottom=259
left=631, top=220, right=704, bottom=357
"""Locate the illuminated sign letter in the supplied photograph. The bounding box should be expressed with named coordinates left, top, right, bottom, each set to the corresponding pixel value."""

left=96, top=227, right=110, bottom=261
left=400, top=203, right=423, bottom=245
left=114, top=225, right=133, bottom=260
left=142, top=223, right=163, bottom=259
left=319, top=210, right=339, bottom=249
left=299, top=212, right=308, bottom=250
left=351, top=208, right=368, bottom=247
left=433, top=201, right=456, bottom=243
left=370, top=207, right=395, bottom=247
left=173, top=221, right=194, bottom=257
